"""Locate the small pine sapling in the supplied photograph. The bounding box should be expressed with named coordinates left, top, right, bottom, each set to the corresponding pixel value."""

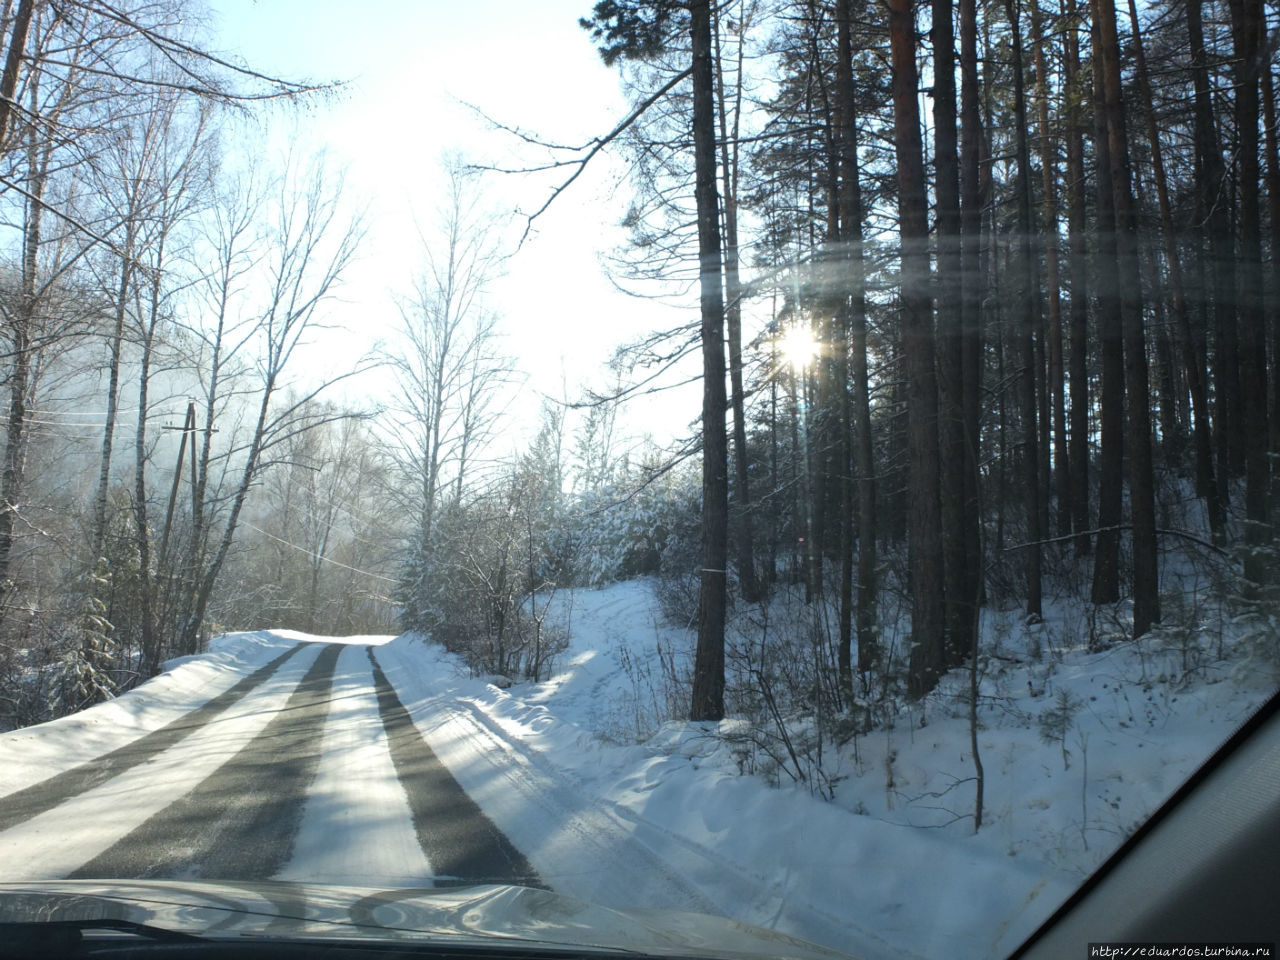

left=1038, top=689, right=1082, bottom=770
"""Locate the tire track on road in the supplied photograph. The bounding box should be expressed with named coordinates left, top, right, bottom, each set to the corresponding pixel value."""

left=367, top=649, right=542, bottom=888
left=0, top=642, right=308, bottom=832
left=69, top=644, right=342, bottom=881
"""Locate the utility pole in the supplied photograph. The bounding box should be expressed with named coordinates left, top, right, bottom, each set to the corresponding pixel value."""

left=159, top=400, right=200, bottom=567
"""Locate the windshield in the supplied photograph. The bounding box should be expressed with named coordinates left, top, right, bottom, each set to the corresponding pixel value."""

left=0, top=0, right=1276, bottom=958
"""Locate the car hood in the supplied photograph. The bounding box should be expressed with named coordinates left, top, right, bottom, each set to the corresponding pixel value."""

left=0, top=879, right=852, bottom=960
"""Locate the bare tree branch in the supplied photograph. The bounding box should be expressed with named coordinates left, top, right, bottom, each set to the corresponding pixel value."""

left=470, top=66, right=693, bottom=246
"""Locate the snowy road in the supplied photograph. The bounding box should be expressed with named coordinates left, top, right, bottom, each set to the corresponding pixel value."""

left=5, top=578, right=1262, bottom=960
left=0, top=583, right=1156, bottom=960
left=0, top=631, right=829, bottom=943
left=0, top=622, right=971, bottom=959
left=0, top=640, right=541, bottom=888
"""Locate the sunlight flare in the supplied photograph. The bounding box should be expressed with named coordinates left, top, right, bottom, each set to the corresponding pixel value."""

left=778, top=323, right=819, bottom=371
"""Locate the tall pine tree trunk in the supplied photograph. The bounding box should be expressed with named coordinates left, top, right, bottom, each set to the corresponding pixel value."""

left=1096, top=0, right=1160, bottom=633
left=1005, top=0, right=1043, bottom=619
left=934, top=0, right=972, bottom=669
left=713, top=6, right=761, bottom=603
left=1187, top=0, right=1241, bottom=493
left=891, top=0, right=946, bottom=698
left=690, top=0, right=729, bottom=721
left=1090, top=8, right=1125, bottom=607
left=1227, top=0, right=1270, bottom=585
left=959, top=0, right=986, bottom=609
left=1030, top=0, right=1070, bottom=540
left=1261, top=22, right=1280, bottom=455
left=1126, top=0, right=1220, bottom=536
left=837, top=0, right=878, bottom=682
left=1064, top=0, right=1092, bottom=554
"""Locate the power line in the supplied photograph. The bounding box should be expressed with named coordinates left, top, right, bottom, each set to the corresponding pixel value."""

left=3, top=418, right=107, bottom=428
left=239, top=520, right=399, bottom=584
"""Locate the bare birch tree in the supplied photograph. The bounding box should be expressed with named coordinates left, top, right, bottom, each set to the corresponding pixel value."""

left=174, top=153, right=363, bottom=654
left=385, top=163, right=515, bottom=629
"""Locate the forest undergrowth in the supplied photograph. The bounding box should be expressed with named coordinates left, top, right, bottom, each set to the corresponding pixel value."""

left=597, top=480, right=1280, bottom=871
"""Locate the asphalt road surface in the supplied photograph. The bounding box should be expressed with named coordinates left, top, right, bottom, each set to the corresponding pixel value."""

left=1, top=642, right=541, bottom=887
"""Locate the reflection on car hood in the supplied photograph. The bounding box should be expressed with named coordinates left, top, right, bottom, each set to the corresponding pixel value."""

left=0, top=879, right=853, bottom=960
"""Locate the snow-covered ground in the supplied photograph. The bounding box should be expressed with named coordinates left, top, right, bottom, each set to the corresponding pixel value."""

left=0, top=581, right=1272, bottom=960
left=372, top=579, right=1275, bottom=958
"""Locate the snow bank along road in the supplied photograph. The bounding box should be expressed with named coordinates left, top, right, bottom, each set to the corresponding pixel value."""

left=0, top=639, right=538, bottom=887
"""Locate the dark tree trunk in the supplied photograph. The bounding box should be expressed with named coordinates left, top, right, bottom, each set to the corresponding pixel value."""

left=1064, top=0, right=1091, bottom=554
left=0, top=120, right=46, bottom=611
left=1227, top=0, right=1270, bottom=585
left=959, top=0, right=986, bottom=609
left=713, top=9, right=761, bottom=604
left=836, top=0, right=876, bottom=687
left=690, top=0, right=729, bottom=722
left=0, top=319, right=31, bottom=612
left=1005, top=0, right=1043, bottom=620
left=1125, top=0, right=1220, bottom=536
left=1262, top=22, right=1280, bottom=455
left=768, top=342, right=779, bottom=585
left=1090, top=8, right=1124, bottom=607
left=1030, top=0, right=1069, bottom=541
left=1096, top=0, right=1160, bottom=634
left=934, top=0, right=972, bottom=669
left=1187, top=0, right=1241, bottom=493
left=891, top=0, right=946, bottom=698
left=0, top=0, right=34, bottom=151
left=803, top=12, right=842, bottom=603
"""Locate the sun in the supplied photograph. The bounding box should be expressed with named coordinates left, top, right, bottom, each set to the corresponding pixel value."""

left=778, top=324, right=819, bottom=372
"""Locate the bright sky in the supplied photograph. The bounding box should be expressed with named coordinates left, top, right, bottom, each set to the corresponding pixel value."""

left=204, top=0, right=698, bottom=447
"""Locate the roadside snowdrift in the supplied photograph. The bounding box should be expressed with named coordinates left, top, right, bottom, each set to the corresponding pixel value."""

left=382, top=579, right=1275, bottom=959
left=0, top=631, right=308, bottom=797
